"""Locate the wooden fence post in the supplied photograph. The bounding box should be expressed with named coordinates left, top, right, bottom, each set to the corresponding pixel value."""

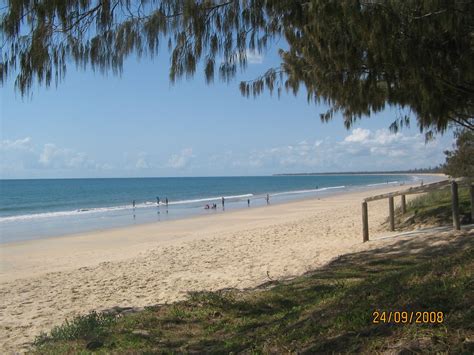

left=401, top=194, right=406, bottom=214
left=362, top=201, right=369, bottom=242
left=451, top=181, right=461, bottom=230
left=389, top=196, right=395, bottom=231
left=470, top=184, right=474, bottom=221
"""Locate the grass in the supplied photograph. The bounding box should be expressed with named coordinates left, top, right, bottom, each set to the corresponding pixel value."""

left=34, top=311, right=115, bottom=345
left=394, top=187, right=472, bottom=229
left=32, top=231, right=474, bottom=354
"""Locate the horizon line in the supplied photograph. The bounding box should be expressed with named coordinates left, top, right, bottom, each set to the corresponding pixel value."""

left=0, top=170, right=442, bottom=181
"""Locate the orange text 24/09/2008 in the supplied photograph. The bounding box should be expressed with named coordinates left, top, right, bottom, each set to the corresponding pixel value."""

left=372, top=311, right=444, bottom=324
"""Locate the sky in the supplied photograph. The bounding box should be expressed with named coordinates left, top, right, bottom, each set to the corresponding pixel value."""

left=1, top=43, right=455, bottom=179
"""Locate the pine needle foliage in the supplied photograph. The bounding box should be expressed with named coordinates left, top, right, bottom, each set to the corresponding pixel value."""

left=1, top=1, right=473, bottom=134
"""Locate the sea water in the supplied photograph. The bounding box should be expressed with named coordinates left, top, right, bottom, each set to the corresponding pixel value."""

left=0, top=175, right=436, bottom=243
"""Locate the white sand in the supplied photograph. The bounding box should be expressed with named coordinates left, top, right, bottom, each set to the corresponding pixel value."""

left=0, top=184, right=432, bottom=352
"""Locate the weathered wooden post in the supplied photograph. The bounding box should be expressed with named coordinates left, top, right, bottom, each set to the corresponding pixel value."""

left=389, top=196, right=395, bottom=231
left=362, top=201, right=369, bottom=242
left=470, top=184, right=474, bottom=221
left=451, top=181, right=460, bottom=230
left=401, top=195, right=406, bottom=214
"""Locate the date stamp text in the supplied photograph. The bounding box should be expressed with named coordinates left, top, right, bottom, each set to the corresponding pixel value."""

left=372, top=311, right=444, bottom=324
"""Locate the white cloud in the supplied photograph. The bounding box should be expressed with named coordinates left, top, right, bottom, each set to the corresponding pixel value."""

left=246, top=50, right=264, bottom=64
left=343, top=128, right=412, bottom=147
left=0, top=137, right=110, bottom=177
left=135, top=153, right=151, bottom=169
left=0, top=129, right=452, bottom=178
left=344, top=128, right=371, bottom=143
left=222, top=128, right=451, bottom=173
left=0, top=137, right=33, bottom=151
left=0, top=137, right=38, bottom=174
left=167, top=148, right=195, bottom=169
left=372, top=129, right=400, bottom=145
left=136, top=158, right=150, bottom=169
left=38, top=143, right=94, bottom=169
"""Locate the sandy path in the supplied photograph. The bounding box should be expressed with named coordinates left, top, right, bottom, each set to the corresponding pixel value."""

left=1, top=184, right=424, bottom=352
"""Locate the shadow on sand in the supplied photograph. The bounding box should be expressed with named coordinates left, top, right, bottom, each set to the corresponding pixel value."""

left=35, top=228, right=473, bottom=354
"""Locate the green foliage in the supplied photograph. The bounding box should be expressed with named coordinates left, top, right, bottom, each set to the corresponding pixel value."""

left=1, top=0, right=279, bottom=92
left=34, top=311, right=116, bottom=346
left=444, top=129, right=474, bottom=177
left=32, top=232, right=474, bottom=353
left=1, top=1, right=473, bottom=134
left=397, top=187, right=472, bottom=227
left=242, top=0, right=474, bottom=135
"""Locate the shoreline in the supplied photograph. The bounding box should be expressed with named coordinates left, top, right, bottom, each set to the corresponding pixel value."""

left=0, top=181, right=429, bottom=282
left=0, top=179, right=442, bottom=352
left=0, top=180, right=402, bottom=247
left=1, top=173, right=442, bottom=244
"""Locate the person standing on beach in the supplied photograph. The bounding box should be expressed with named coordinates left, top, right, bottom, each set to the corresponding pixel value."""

left=156, top=196, right=160, bottom=205
left=165, top=197, right=168, bottom=206
left=266, top=194, right=270, bottom=205
left=221, top=196, right=225, bottom=209
left=133, top=200, right=136, bottom=209
left=247, top=198, right=250, bottom=207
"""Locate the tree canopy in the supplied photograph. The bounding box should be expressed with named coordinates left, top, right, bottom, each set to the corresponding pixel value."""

left=1, top=0, right=473, bottom=135
left=443, top=129, right=474, bottom=177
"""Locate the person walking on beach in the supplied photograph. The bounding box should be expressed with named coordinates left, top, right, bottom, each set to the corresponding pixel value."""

left=247, top=198, right=250, bottom=207
left=266, top=194, right=270, bottom=205
left=132, top=200, right=136, bottom=209
left=221, top=196, right=225, bottom=208
left=165, top=197, right=168, bottom=206
left=156, top=196, right=160, bottom=215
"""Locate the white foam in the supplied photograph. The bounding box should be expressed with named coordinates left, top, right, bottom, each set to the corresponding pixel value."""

left=0, top=194, right=255, bottom=223
left=167, top=194, right=253, bottom=205
left=270, top=185, right=346, bottom=197
left=0, top=205, right=131, bottom=223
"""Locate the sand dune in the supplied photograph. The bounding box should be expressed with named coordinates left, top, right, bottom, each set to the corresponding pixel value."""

left=0, top=184, right=427, bottom=352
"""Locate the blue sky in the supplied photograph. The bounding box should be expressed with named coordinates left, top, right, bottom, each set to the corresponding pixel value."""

left=1, top=45, right=454, bottom=179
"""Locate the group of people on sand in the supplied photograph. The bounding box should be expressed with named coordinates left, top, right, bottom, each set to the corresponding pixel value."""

left=203, top=194, right=270, bottom=210
left=205, top=197, right=226, bottom=210
left=133, top=193, right=273, bottom=212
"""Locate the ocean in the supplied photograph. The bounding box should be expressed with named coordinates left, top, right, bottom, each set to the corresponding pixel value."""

left=0, top=175, right=432, bottom=243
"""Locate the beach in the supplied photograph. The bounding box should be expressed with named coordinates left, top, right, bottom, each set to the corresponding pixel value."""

left=0, top=182, right=439, bottom=352
left=0, top=174, right=425, bottom=243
